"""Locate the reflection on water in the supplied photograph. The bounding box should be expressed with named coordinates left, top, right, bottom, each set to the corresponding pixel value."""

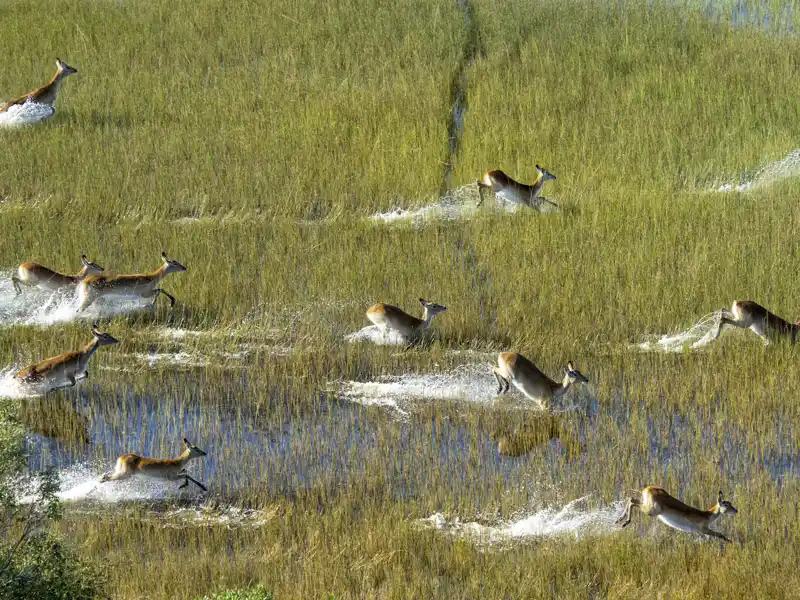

left=17, top=367, right=799, bottom=535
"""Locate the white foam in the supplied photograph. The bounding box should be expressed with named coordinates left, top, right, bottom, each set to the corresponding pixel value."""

left=46, top=463, right=206, bottom=504
left=338, top=364, right=499, bottom=416
left=157, top=328, right=207, bottom=339
left=369, top=184, right=560, bottom=225
left=0, top=100, right=55, bottom=128
left=130, top=351, right=206, bottom=367
left=714, top=148, right=800, bottom=193
left=0, top=274, right=155, bottom=327
left=634, top=310, right=724, bottom=353
left=345, top=325, right=410, bottom=346
left=421, top=496, right=623, bottom=545
left=0, top=367, right=41, bottom=399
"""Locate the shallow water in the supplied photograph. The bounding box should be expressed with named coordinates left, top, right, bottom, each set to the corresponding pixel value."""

left=713, top=148, right=800, bottom=192
left=0, top=272, right=156, bottom=327
left=0, top=100, right=55, bottom=127
left=421, top=495, right=624, bottom=544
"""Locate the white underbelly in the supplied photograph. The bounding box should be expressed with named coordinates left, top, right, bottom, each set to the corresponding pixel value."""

left=657, top=514, right=697, bottom=534
left=497, top=189, right=524, bottom=204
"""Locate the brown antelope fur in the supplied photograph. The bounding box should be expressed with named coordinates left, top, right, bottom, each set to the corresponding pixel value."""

left=714, top=300, right=800, bottom=344
left=617, top=486, right=738, bottom=543
left=15, top=322, right=119, bottom=392
left=100, top=438, right=208, bottom=491
left=366, top=298, right=447, bottom=341
left=77, top=251, right=187, bottom=312
left=492, top=353, right=589, bottom=410
left=12, top=254, right=103, bottom=295
left=476, top=165, right=557, bottom=209
left=0, top=59, right=78, bottom=112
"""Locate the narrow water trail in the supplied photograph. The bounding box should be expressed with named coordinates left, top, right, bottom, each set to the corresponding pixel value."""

left=439, top=0, right=485, bottom=196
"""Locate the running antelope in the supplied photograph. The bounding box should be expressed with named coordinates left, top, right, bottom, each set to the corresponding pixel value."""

left=476, top=166, right=557, bottom=210
left=713, top=300, right=800, bottom=345
left=492, top=353, right=588, bottom=410
left=15, top=322, right=119, bottom=392
left=77, top=251, right=187, bottom=312
left=617, top=486, right=737, bottom=543
left=0, top=59, right=78, bottom=113
left=366, top=298, right=447, bottom=342
left=11, top=254, right=103, bottom=295
left=100, top=438, right=208, bottom=491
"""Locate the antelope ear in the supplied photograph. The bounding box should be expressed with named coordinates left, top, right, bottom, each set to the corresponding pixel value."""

left=162, top=251, right=169, bottom=260
left=718, top=490, right=724, bottom=503
left=419, top=298, right=426, bottom=305
left=567, top=361, right=575, bottom=371
left=536, top=164, right=541, bottom=170
left=563, top=367, right=570, bottom=376
left=183, top=438, right=191, bottom=447
left=82, top=254, right=89, bottom=266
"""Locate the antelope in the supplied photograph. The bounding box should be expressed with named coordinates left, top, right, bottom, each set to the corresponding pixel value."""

left=100, top=438, right=208, bottom=491
left=476, top=165, right=557, bottom=210
left=14, top=322, right=119, bottom=392
left=366, top=298, right=447, bottom=342
left=713, top=300, right=800, bottom=345
left=11, top=254, right=103, bottom=295
left=77, top=251, right=187, bottom=312
left=0, top=59, right=78, bottom=113
left=616, top=486, right=737, bottom=543
left=492, top=353, right=589, bottom=410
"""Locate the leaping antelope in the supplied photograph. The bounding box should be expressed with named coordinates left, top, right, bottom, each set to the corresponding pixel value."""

left=100, top=438, right=208, bottom=491
left=77, top=251, right=187, bottom=312
left=0, top=59, right=78, bottom=113
left=366, top=298, right=447, bottom=342
left=15, top=322, right=119, bottom=392
left=492, top=353, right=589, bottom=410
left=617, top=486, right=737, bottom=543
left=11, top=254, right=103, bottom=295
left=476, top=166, right=557, bottom=210
left=713, top=300, right=799, bottom=345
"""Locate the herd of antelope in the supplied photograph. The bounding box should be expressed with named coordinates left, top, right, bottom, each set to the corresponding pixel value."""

left=18, top=59, right=800, bottom=544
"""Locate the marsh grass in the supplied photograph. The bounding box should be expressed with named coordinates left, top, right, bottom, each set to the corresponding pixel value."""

left=1, top=0, right=800, bottom=597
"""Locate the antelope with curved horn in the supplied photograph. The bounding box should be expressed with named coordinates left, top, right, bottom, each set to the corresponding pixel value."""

left=14, top=322, right=119, bottom=392
left=100, top=438, right=208, bottom=491
left=366, top=298, right=447, bottom=342
left=476, top=165, right=557, bottom=210
left=0, top=58, right=78, bottom=114
left=77, top=251, right=187, bottom=312
left=713, top=300, right=800, bottom=345
left=492, top=353, right=588, bottom=410
left=11, top=254, right=103, bottom=295
left=616, top=486, right=737, bottom=543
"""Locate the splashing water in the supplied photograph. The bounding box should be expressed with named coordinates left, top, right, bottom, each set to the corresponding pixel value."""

left=370, top=184, right=560, bottom=225
left=634, top=311, right=725, bottom=353
left=0, top=367, right=41, bottom=399
left=0, top=100, right=55, bottom=127
left=0, top=273, right=155, bottom=327
left=337, top=363, right=502, bottom=415
left=344, top=325, right=410, bottom=346
left=420, top=496, right=623, bottom=545
left=44, top=463, right=206, bottom=504
left=715, top=148, right=800, bottom=192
